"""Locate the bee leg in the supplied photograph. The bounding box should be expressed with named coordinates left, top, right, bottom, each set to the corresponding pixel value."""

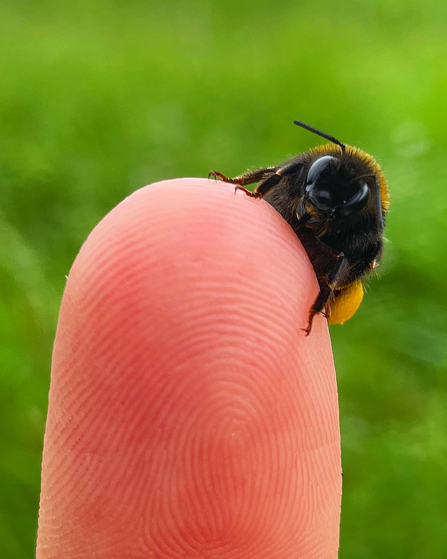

left=255, top=161, right=304, bottom=197
left=322, top=303, right=331, bottom=320
left=210, top=159, right=305, bottom=198
left=208, top=171, right=230, bottom=182
left=303, top=253, right=349, bottom=336
left=234, top=168, right=280, bottom=197
left=209, top=167, right=280, bottom=197
left=316, top=279, right=333, bottom=319
left=209, top=167, right=278, bottom=185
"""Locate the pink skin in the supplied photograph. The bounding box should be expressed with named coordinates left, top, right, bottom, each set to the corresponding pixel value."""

left=36, top=178, right=341, bottom=558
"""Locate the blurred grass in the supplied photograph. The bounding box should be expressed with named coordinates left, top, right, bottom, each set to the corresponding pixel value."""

left=1, top=0, right=447, bottom=557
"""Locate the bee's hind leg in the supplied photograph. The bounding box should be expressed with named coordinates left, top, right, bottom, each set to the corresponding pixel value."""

left=303, top=253, right=350, bottom=335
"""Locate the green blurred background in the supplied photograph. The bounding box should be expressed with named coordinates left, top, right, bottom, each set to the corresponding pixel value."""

left=1, top=0, right=446, bottom=557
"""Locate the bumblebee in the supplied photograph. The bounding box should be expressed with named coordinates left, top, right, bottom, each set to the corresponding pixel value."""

left=209, top=120, right=389, bottom=335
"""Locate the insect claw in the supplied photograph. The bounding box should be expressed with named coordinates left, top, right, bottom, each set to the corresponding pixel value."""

left=302, top=325, right=312, bottom=336
left=321, top=303, right=331, bottom=320
left=235, top=186, right=261, bottom=198
left=208, top=171, right=227, bottom=181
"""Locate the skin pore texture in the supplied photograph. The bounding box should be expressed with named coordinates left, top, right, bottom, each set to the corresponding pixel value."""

left=36, top=178, right=341, bottom=558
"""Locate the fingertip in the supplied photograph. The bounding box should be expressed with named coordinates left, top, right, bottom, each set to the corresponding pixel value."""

left=37, top=178, right=340, bottom=559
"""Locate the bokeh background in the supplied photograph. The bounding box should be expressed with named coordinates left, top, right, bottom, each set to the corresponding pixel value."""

left=1, top=0, right=446, bottom=557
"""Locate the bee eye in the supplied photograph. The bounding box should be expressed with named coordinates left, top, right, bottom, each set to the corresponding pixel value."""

left=307, top=155, right=338, bottom=185
left=340, top=182, right=370, bottom=215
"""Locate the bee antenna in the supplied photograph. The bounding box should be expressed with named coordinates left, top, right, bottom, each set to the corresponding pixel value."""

left=294, top=119, right=346, bottom=152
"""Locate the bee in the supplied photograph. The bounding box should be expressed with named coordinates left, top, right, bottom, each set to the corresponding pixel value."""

left=209, top=120, right=389, bottom=335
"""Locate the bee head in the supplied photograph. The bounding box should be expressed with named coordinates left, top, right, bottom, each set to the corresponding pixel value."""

left=293, top=120, right=388, bottom=232
left=304, top=155, right=371, bottom=217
